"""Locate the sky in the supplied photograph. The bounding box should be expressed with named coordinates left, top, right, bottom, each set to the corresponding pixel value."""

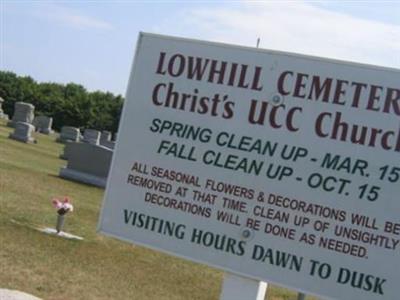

left=1, top=0, right=399, bottom=96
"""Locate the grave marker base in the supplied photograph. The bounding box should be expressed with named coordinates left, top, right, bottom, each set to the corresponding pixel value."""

left=9, top=133, right=35, bottom=143
left=39, top=227, right=83, bottom=240
left=59, top=167, right=107, bottom=188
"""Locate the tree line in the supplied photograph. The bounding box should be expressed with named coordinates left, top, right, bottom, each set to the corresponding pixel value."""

left=0, top=71, right=124, bottom=133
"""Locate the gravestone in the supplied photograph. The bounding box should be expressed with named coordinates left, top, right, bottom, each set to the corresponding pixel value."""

left=100, top=131, right=112, bottom=142
left=57, top=126, right=81, bottom=143
left=33, top=116, right=54, bottom=134
left=100, top=140, right=115, bottom=149
left=7, top=102, right=35, bottom=127
left=0, top=97, right=7, bottom=119
left=59, top=143, right=113, bottom=187
left=59, top=141, right=73, bottom=160
left=82, top=129, right=100, bottom=145
left=9, top=122, right=35, bottom=143
left=100, top=131, right=115, bottom=149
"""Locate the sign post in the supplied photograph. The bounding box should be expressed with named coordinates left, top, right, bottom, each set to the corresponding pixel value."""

left=297, top=293, right=306, bottom=300
left=99, top=32, right=400, bottom=300
left=220, top=273, right=267, bottom=300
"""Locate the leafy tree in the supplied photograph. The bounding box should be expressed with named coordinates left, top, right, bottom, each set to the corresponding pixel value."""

left=0, top=71, right=124, bottom=134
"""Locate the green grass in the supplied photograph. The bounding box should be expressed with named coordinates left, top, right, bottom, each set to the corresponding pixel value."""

left=0, top=119, right=317, bottom=300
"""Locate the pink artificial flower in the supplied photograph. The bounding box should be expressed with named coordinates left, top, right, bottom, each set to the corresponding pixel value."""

left=52, top=197, right=74, bottom=214
left=52, top=198, right=62, bottom=209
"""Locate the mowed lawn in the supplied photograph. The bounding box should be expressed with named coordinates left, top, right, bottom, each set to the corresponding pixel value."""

left=0, top=119, right=314, bottom=300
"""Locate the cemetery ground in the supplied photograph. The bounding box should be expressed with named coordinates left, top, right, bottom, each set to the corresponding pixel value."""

left=0, top=119, right=316, bottom=300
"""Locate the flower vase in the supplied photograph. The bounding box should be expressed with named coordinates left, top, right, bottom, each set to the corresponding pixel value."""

left=56, top=214, right=65, bottom=233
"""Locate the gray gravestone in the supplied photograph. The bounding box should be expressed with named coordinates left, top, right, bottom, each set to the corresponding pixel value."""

left=59, top=143, right=113, bottom=187
left=7, top=102, right=35, bottom=127
left=59, top=141, right=74, bottom=160
left=9, top=122, right=35, bottom=143
left=33, top=116, right=54, bottom=134
left=57, top=126, right=81, bottom=143
left=83, top=129, right=100, bottom=145
left=100, top=140, right=115, bottom=149
left=100, top=131, right=112, bottom=142
left=100, top=131, right=115, bottom=149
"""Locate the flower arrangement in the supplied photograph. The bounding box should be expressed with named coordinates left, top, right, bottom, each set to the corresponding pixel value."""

left=52, top=197, right=74, bottom=215
left=52, top=197, right=73, bottom=233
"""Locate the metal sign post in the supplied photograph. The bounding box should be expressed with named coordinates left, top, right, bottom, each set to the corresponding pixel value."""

left=220, top=273, right=267, bottom=300
left=297, top=292, right=306, bottom=300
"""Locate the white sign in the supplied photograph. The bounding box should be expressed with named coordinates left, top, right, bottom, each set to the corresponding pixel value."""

left=98, top=33, right=400, bottom=299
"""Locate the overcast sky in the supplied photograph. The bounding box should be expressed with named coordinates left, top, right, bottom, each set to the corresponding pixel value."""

left=1, top=0, right=399, bottom=96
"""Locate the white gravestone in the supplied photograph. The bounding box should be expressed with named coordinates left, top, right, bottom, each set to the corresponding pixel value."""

left=83, top=129, right=100, bottom=145
left=33, top=116, right=54, bottom=134
left=57, top=126, right=81, bottom=143
left=7, top=102, right=34, bottom=127
left=59, top=143, right=113, bottom=187
left=0, top=97, right=7, bottom=119
left=9, top=121, right=35, bottom=143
